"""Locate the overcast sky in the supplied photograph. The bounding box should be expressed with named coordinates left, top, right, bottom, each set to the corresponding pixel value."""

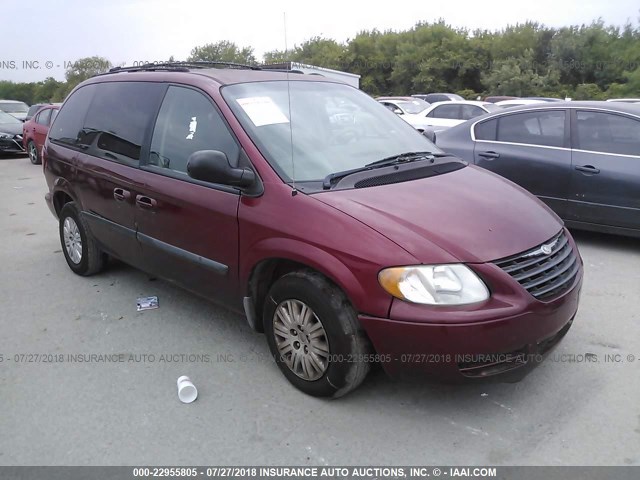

left=3, top=0, right=639, bottom=83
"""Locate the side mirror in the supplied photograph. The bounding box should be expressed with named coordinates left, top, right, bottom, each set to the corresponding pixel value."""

left=187, top=150, right=255, bottom=188
left=422, top=128, right=436, bottom=143
left=393, top=108, right=403, bottom=115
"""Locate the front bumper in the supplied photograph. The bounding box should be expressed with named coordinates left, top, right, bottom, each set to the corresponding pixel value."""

left=0, top=135, right=25, bottom=154
left=359, top=248, right=583, bottom=381
left=45, top=192, right=57, bottom=218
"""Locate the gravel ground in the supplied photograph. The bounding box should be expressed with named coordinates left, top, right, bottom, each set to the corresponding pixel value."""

left=1, top=154, right=639, bottom=466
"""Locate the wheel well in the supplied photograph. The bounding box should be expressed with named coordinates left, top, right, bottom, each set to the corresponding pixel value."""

left=248, top=259, right=334, bottom=332
left=53, top=191, right=73, bottom=217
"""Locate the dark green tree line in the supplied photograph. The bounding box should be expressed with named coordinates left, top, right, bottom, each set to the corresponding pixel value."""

left=2, top=19, right=639, bottom=105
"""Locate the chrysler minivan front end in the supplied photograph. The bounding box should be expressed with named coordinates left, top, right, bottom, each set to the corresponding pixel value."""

left=224, top=78, right=583, bottom=389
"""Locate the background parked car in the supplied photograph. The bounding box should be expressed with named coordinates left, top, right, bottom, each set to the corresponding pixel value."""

left=412, top=100, right=501, bottom=132
left=22, top=104, right=60, bottom=164
left=495, top=99, right=546, bottom=108
left=0, top=110, right=26, bottom=155
left=522, top=97, right=564, bottom=102
left=435, top=101, right=640, bottom=237
left=25, top=103, right=55, bottom=122
left=606, top=98, right=640, bottom=103
left=0, top=100, right=30, bottom=121
left=484, top=95, right=518, bottom=103
left=376, top=96, right=431, bottom=130
left=412, top=93, right=464, bottom=103
left=376, top=96, right=430, bottom=114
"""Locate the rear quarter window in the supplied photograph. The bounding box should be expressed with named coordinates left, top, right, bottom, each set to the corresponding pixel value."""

left=474, top=118, right=497, bottom=141
left=49, top=85, right=97, bottom=147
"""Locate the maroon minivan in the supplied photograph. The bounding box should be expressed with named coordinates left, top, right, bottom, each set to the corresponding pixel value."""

left=43, top=63, right=583, bottom=397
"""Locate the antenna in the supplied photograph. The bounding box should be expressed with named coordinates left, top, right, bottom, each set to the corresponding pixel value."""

left=284, top=12, right=297, bottom=196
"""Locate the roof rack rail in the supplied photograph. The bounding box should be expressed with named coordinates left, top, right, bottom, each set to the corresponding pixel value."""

left=107, top=61, right=261, bottom=74
left=255, top=68, right=305, bottom=75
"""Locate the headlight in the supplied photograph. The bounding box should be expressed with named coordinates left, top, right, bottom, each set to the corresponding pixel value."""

left=378, top=264, right=489, bottom=305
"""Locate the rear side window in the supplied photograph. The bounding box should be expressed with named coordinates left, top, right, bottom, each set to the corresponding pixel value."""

left=460, top=105, right=485, bottom=120
left=35, top=109, right=52, bottom=126
left=576, top=111, right=640, bottom=156
left=81, top=82, right=165, bottom=163
left=426, top=94, right=448, bottom=103
left=429, top=104, right=460, bottom=119
left=49, top=85, right=96, bottom=147
left=148, top=86, right=240, bottom=173
left=496, top=111, right=565, bottom=147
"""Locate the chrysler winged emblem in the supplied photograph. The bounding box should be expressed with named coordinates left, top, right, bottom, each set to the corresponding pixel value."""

left=524, top=238, right=559, bottom=258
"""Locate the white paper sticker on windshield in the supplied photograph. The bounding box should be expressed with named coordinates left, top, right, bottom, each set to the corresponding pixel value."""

left=186, top=116, right=197, bottom=140
left=237, top=97, right=290, bottom=127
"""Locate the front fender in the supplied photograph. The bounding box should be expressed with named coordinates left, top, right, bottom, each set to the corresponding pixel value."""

left=241, top=237, right=391, bottom=318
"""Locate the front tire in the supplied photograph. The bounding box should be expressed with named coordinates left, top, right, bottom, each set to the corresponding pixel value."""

left=59, top=202, right=105, bottom=276
left=27, top=140, right=40, bottom=165
left=263, top=271, right=370, bottom=398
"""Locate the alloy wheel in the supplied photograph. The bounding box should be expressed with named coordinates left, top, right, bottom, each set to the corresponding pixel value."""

left=29, top=142, right=38, bottom=163
left=272, top=299, right=330, bottom=381
left=63, top=217, right=82, bottom=264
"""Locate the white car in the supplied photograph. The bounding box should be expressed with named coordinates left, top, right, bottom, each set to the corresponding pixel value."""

left=376, top=97, right=432, bottom=131
left=377, top=97, right=430, bottom=115
left=606, top=98, right=640, bottom=103
left=412, top=101, right=501, bottom=132
left=495, top=99, right=546, bottom=108
left=0, top=100, right=29, bottom=121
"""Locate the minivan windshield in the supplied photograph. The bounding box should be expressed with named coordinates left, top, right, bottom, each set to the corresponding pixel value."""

left=222, top=81, right=441, bottom=182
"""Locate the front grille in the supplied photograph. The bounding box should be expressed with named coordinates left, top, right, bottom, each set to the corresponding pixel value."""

left=494, top=230, right=579, bottom=301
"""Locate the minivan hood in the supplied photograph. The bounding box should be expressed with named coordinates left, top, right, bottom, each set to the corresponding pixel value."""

left=314, top=165, right=563, bottom=264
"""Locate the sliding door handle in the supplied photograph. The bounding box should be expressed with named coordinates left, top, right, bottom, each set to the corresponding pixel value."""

left=135, top=195, right=157, bottom=209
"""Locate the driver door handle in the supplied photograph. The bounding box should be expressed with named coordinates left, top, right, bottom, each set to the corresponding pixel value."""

left=113, top=188, right=131, bottom=202
left=575, top=165, right=600, bottom=174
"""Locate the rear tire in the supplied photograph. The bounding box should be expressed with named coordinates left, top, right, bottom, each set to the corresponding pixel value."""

left=263, top=270, right=370, bottom=398
left=59, top=202, right=105, bottom=276
left=27, top=140, right=40, bottom=165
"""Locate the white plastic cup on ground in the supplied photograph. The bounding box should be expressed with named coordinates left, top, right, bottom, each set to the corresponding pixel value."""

left=177, top=375, right=198, bottom=404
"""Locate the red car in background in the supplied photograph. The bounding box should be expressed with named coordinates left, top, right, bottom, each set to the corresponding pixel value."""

left=22, top=104, right=60, bottom=164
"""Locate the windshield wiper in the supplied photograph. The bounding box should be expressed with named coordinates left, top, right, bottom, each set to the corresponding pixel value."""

left=322, top=151, right=444, bottom=190
left=366, top=151, right=453, bottom=168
